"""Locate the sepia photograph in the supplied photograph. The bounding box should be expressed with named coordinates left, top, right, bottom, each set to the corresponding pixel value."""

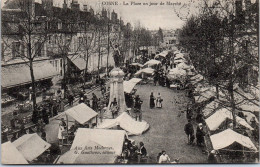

left=1, top=0, right=259, bottom=164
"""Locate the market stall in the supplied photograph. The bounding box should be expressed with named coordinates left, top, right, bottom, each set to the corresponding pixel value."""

left=97, top=112, right=149, bottom=135
left=70, top=128, right=127, bottom=156
left=123, top=78, right=142, bottom=94
left=13, top=133, right=51, bottom=162
left=143, top=59, right=161, bottom=67
left=210, top=129, right=258, bottom=163
left=2, top=141, right=28, bottom=164
left=56, top=141, right=117, bottom=164
left=205, top=108, right=253, bottom=132
left=65, top=103, right=98, bottom=125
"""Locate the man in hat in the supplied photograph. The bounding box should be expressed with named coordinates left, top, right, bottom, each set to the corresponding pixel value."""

left=208, top=150, right=218, bottom=163
left=184, top=120, right=194, bottom=144
left=196, top=123, right=205, bottom=147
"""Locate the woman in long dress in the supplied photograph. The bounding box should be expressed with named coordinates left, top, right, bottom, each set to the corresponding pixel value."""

left=156, top=93, right=162, bottom=108
left=58, top=118, right=66, bottom=143
left=150, top=92, right=155, bottom=109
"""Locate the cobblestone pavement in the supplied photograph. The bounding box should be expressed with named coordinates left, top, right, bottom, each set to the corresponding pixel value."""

left=130, top=84, right=207, bottom=163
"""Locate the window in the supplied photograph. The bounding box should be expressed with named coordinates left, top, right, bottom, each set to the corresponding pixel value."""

left=35, top=42, right=44, bottom=57
left=12, top=42, right=20, bottom=58
left=60, top=59, right=63, bottom=75
left=48, top=35, right=51, bottom=44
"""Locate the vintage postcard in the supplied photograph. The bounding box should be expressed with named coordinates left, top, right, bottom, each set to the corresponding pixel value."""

left=1, top=0, right=259, bottom=164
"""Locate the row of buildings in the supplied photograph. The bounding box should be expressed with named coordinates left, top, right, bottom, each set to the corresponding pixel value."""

left=1, top=0, right=134, bottom=103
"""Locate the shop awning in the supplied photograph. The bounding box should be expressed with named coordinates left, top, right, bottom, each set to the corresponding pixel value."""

left=1, top=60, right=59, bottom=89
left=129, top=78, right=142, bottom=84
left=210, top=129, right=257, bottom=151
left=13, top=133, right=51, bottom=162
left=1, top=142, right=28, bottom=164
left=65, top=103, right=98, bottom=125
left=70, top=128, right=127, bottom=156
left=123, top=78, right=142, bottom=93
left=68, top=55, right=86, bottom=71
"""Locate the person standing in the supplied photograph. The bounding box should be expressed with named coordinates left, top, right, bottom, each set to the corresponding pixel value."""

left=149, top=92, right=155, bottom=109
left=58, top=118, right=67, bottom=144
left=52, top=99, right=58, bottom=116
left=92, top=93, right=98, bottom=111
left=154, top=71, right=158, bottom=86
left=158, top=151, right=171, bottom=163
left=196, top=123, right=205, bottom=147
left=68, top=94, right=74, bottom=106
left=137, top=142, right=147, bottom=163
left=208, top=150, right=218, bottom=163
left=42, top=107, right=49, bottom=125
left=156, top=93, right=162, bottom=108
left=184, top=120, right=194, bottom=144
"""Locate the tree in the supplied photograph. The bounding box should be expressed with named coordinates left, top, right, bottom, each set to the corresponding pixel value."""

left=2, top=0, right=49, bottom=115
left=178, top=0, right=259, bottom=128
left=158, top=27, right=164, bottom=43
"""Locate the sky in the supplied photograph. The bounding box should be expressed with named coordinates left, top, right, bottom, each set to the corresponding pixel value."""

left=1, top=0, right=202, bottom=30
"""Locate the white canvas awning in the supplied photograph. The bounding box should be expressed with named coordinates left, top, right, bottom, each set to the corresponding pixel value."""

left=123, top=78, right=142, bottom=93
left=176, top=63, right=190, bottom=70
left=174, top=59, right=186, bottom=64
left=65, top=103, right=98, bottom=125
left=97, top=112, right=149, bottom=135
left=194, top=90, right=215, bottom=103
left=129, top=78, right=142, bottom=84
left=71, top=128, right=127, bottom=156
left=1, top=142, right=28, bottom=164
left=130, top=63, right=143, bottom=67
left=56, top=141, right=117, bottom=164
left=210, top=129, right=257, bottom=151
left=202, top=100, right=220, bottom=118
left=135, top=68, right=154, bottom=76
left=13, top=133, right=51, bottom=162
left=174, top=50, right=180, bottom=55
left=167, top=68, right=187, bottom=83
left=143, top=59, right=161, bottom=66
left=174, top=53, right=185, bottom=60
left=190, top=74, right=204, bottom=85
left=154, top=51, right=168, bottom=58
left=205, top=108, right=253, bottom=131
